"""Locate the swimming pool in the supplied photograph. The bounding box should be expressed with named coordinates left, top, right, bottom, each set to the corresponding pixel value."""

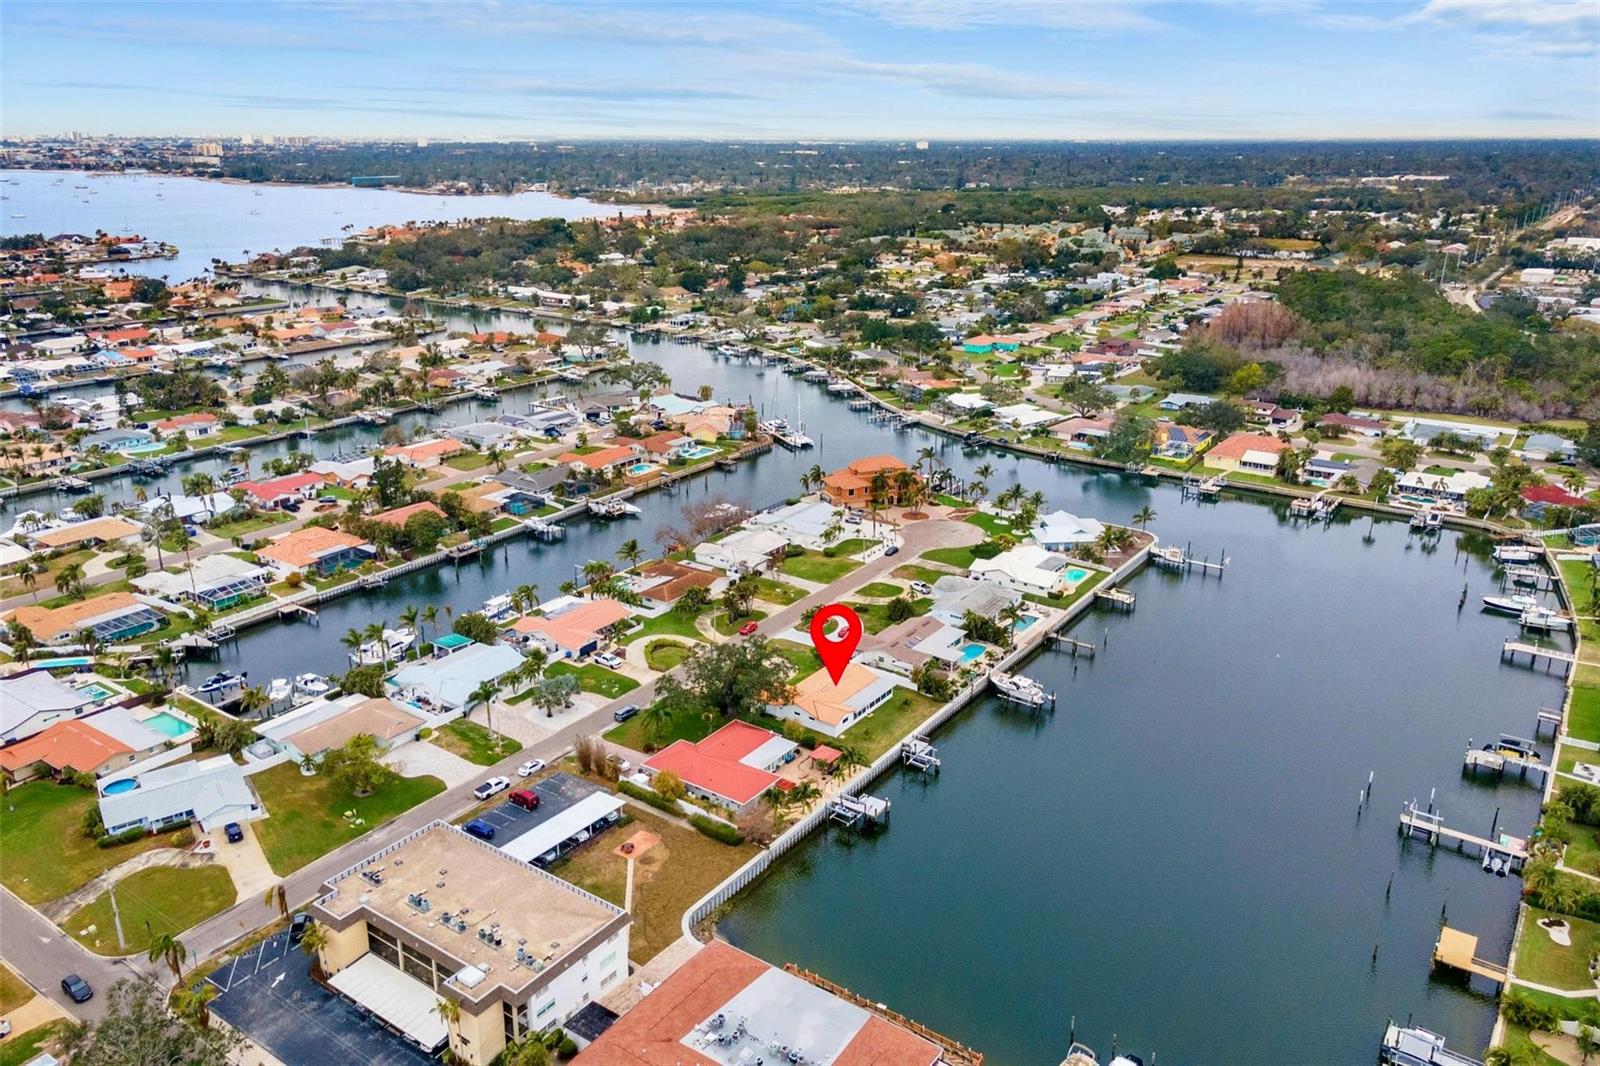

left=626, top=462, right=658, bottom=476
left=74, top=683, right=115, bottom=701
left=142, top=712, right=195, bottom=739
left=1013, top=614, right=1040, bottom=632
left=35, top=657, right=91, bottom=670
left=679, top=445, right=717, bottom=460
left=959, top=642, right=987, bottom=664
left=101, top=778, right=138, bottom=795
left=1065, top=568, right=1090, bottom=583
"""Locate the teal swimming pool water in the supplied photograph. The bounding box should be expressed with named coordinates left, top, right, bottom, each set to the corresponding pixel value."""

left=35, top=657, right=91, bottom=669
left=1013, top=614, right=1039, bottom=632
left=1065, top=567, right=1090, bottom=583
left=627, top=462, right=657, bottom=476
left=959, top=642, right=986, bottom=664
left=142, top=712, right=194, bottom=738
left=101, top=778, right=138, bottom=795
left=73, top=683, right=115, bottom=701
left=679, top=445, right=717, bottom=460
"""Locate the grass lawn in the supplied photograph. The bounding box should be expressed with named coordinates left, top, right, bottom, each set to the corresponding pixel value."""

left=1569, top=687, right=1600, bottom=743
left=250, top=762, right=445, bottom=875
left=752, top=577, right=807, bottom=606
left=0, top=549, right=94, bottom=599
left=442, top=451, right=487, bottom=471
left=65, top=865, right=237, bottom=956
left=604, top=706, right=718, bottom=751
left=839, top=688, right=944, bottom=760
left=847, top=598, right=931, bottom=634
left=710, top=609, right=767, bottom=636
left=893, top=563, right=952, bottom=584
left=547, top=661, right=640, bottom=698
left=546, top=805, right=756, bottom=965
left=432, top=719, right=522, bottom=765
left=1024, top=569, right=1108, bottom=612
left=922, top=546, right=978, bottom=569
left=855, top=581, right=904, bottom=598
left=826, top=538, right=875, bottom=557
left=0, top=963, right=33, bottom=1015
left=964, top=511, right=1017, bottom=538
left=206, top=512, right=293, bottom=539
left=780, top=550, right=860, bottom=583
left=1515, top=908, right=1600, bottom=989
left=0, top=782, right=174, bottom=905
left=645, top=639, right=691, bottom=671
left=618, top=610, right=706, bottom=645
left=0, top=1022, right=68, bottom=1066
left=771, top=638, right=822, bottom=680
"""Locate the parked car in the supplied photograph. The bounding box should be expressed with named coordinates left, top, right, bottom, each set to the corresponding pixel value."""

left=290, top=912, right=310, bottom=943
left=516, top=759, right=546, bottom=778
left=509, top=789, right=540, bottom=811
left=61, top=975, right=92, bottom=1003
left=473, top=776, right=510, bottom=801
left=612, top=703, right=640, bottom=723
left=607, top=754, right=632, bottom=774
left=223, top=822, right=244, bottom=843
left=280, top=500, right=300, bottom=513
left=594, top=652, right=623, bottom=669
left=318, top=494, right=337, bottom=505
left=910, top=580, right=933, bottom=595
left=883, top=545, right=899, bottom=556
left=463, top=818, right=496, bottom=841
left=738, top=620, right=759, bottom=636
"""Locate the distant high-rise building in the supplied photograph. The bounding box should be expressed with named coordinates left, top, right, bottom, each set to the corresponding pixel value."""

left=416, top=137, right=428, bottom=148
left=241, top=134, right=255, bottom=145
left=260, top=135, right=275, bottom=145
left=194, top=142, right=224, bottom=157
left=915, top=140, right=929, bottom=150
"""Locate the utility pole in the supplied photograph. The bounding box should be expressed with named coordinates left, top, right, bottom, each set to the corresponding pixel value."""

left=109, top=878, right=127, bottom=952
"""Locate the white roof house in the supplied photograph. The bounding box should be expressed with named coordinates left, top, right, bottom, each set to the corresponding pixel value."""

left=1396, top=469, right=1492, bottom=503
left=98, top=754, right=262, bottom=834
left=694, top=527, right=790, bottom=576
left=141, top=492, right=241, bottom=524
left=990, top=403, right=1059, bottom=429
left=389, top=643, right=526, bottom=713
left=928, top=574, right=1020, bottom=627
left=0, top=671, right=96, bottom=743
left=943, top=392, right=993, bottom=413
left=749, top=500, right=847, bottom=551
left=970, top=544, right=1080, bottom=597
left=1032, top=509, right=1106, bottom=550
left=133, top=552, right=270, bottom=606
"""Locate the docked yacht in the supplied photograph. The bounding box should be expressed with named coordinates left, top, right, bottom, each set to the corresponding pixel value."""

left=482, top=593, right=518, bottom=624
left=1482, top=593, right=1540, bottom=616
left=196, top=670, right=245, bottom=695
left=989, top=670, right=1050, bottom=706
left=588, top=497, right=642, bottom=518
left=351, top=627, right=416, bottom=665
left=267, top=677, right=293, bottom=703
left=1494, top=544, right=1540, bottom=564
left=293, top=673, right=332, bottom=698
left=1520, top=606, right=1574, bottom=633
left=759, top=417, right=814, bottom=449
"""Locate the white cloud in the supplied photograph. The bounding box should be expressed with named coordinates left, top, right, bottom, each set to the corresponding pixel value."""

left=1413, top=0, right=1600, bottom=28
left=833, top=0, right=1162, bottom=32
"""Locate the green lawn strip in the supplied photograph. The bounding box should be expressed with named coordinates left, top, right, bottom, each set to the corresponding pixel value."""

left=0, top=782, right=174, bottom=904
left=442, top=451, right=487, bottom=471
left=770, top=638, right=822, bottom=681
left=893, top=563, right=953, bottom=584
left=65, top=865, right=237, bottom=956
left=825, top=538, right=875, bottom=557
left=547, top=661, right=640, bottom=698
left=0, top=1022, right=70, bottom=1066
left=964, top=511, right=1017, bottom=537
left=1507, top=985, right=1600, bottom=1024
left=1514, top=908, right=1600, bottom=989
left=1561, top=820, right=1600, bottom=878
left=780, top=550, right=861, bottom=583
left=0, top=963, right=33, bottom=1014
left=855, top=581, right=904, bottom=598
left=251, top=762, right=445, bottom=875
left=644, top=639, right=691, bottom=671
left=710, top=609, right=767, bottom=636
left=847, top=598, right=932, bottom=634
left=618, top=610, right=707, bottom=645
left=1567, top=686, right=1600, bottom=743
left=922, top=545, right=977, bottom=569
left=834, top=688, right=944, bottom=760
left=1023, top=569, right=1109, bottom=612
left=432, top=719, right=522, bottom=765
left=752, top=577, right=807, bottom=606
left=206, top=512, right=292, bottom=539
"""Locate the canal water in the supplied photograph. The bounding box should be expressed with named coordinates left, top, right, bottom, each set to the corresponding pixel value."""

left=12, top=189, right=1567, bottom=1062
left=0, top=168, right=642, bottom=283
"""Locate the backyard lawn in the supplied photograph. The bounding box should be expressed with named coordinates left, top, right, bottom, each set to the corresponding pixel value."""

left=0, top=782, right=173, bottom=904
left=780, top=550, right=860, bottom=583
left=546, top=805, right=756, bottom=965
left=836, top=688, right=944, bottom=760
left=855, top=581, right=904, bottom=599
left=546, top=661, right=639, bottom=698
left=922, top=546, right=978, bottom=569
left=618, top=611, right=706, bottom=645
left=0, top=963, right=33, bottom=1014
left=710, top=608, right=767, bottom=636
left=442, top=451, right=488, bottom=471
left=1568, top=686, right=1600, bottom=744
left=771, top=638, right=822, bottom=680
left=1515, top=908, right=1600, bottom=989
left=964, top=511, right=1018, bottom=538
left=645, top=639, right=691, bottom=671
left=65, top=865, right=237, bottom=956
left=432, top=719, right=522, bottom=765
left=826, top=538, right=875, bottom=557
left=753, top=577, right=807, bottom=605
left=250, top=762, right=445, bottom=875
left=893, top=563, right=953, bottom=584
left=0, top=1023, right=68, bottom=1066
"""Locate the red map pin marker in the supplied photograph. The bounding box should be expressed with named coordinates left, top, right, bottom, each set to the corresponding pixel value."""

left=809, top=604, right=862, bottom=685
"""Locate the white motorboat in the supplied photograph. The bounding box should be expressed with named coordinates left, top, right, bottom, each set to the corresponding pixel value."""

left=1482, top=593, right=1540, bottom=616
left=1494, top=544, right=1539, bottom=564
left=352, top=627, right=416, bottom=665
left=1520, top=606, right=1574, bottom=633
left=196, top=670, right=245, bottom=695
left=482, top=593, right=517, bottom=623
left=588, top=497, right=641, bottom=518
left=267, top=678, right=293, bottom=703
left=293, top=673, right=332, bottom=698
left=989, top=670, right=1050, bottom=706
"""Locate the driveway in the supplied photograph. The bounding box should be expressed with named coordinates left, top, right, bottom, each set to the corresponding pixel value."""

left=384, top=740, right=481, bottom=788
left=200, top=822, right=278, bottom=905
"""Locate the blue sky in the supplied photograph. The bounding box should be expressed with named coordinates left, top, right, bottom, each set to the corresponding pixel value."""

left=2, top=0, right=1596, bottom=140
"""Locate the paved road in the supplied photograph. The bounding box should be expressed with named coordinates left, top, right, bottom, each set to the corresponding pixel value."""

left=0, top=887, right=159, bottom=1022
left=3, top=513, right=981, bottom=1008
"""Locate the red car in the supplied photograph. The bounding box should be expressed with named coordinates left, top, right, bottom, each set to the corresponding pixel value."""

left=738, top=621, right=759, bottom=636
left=509, top=789, right=540, bottom=811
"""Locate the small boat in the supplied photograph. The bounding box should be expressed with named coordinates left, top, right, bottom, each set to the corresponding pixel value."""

left=1482, top=593, right=1539, bottom=616
left=1520, top=606, right=1574, bottom=633
left=989, top=670, right=1050, bottom=706
left=267, top=677, right=293, bottom=702
left=588, top=497, right=641, bottom=518
left=294, top=673, right=332, bottom=698
left=1494, top=544, right=1539, bottom=564
left=196, top=670, right=245, bottom=695
left=351, top=627, right=416, bottom=665
left=482, top=593, right=517, bottom=623
left=1483, top=737, right=1541, bottom=762
left=1425, top=510, right=1443, bottom=531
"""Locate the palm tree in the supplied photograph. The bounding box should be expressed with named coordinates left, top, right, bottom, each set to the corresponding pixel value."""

left=174, top=981, right=219, bottom=1030
left=975, top=462, right=996, bottom=484
left=237, top=685, right=269, bottom=719
left=1576, top=1028, right=1599, bottom=1066
left=1564, top=468, right=1589, bottom=497
left=420, top=604, right=438, bottom=644
left=617, top=538, right=643, bottom=571
left=805, top=463, right=825, bottom=495
left=786, top=781, right=821, bottom=810
left=1132, top=505, right=1156, bottom=529
left=298, top=919, right=327, bottom=959
left=469, top=680, right=500, bottom=739
left=341, top=628, right=365, bottom=661
left=639, top=699, right=675, bottom=744
left=148, top=932, right=188, bottom=980
left=54, top=561, right=86, bottom=600
left=399, top=605, right=420, bottom=643
left=15, top=562, right=38, bottom=602
left=433, top=996, right=462, bottom=1031
left=363, top=621, right=387, bottom=665
left=263, top=883, right=289, bottom=921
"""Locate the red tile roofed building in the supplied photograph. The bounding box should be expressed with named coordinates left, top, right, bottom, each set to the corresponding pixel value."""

left=1522, top=484, right=1589, bottom=510
left=641, top=720, right=796, bottom=813
left=559, top=443, right=644, bottom=474
left=101, top=279, right=136, bottom=300
left=236, top=471, right=329, bottom=507
left=1206, top=432, right=1288, bottom=474
left=509, top=598, right=632, bottom=658
left=90, top=326, right=152, bottom=347
left=821, top=455, right=918, bottom=506
left=639, top=431, right=688, bottom=456
left=367, top=501, right=445, bottom=527
left=574, top=941, right=945, bottom=1066
left=383, top=438, right=465, bottom=468
left=1316, top=412, right=1387, bottom=437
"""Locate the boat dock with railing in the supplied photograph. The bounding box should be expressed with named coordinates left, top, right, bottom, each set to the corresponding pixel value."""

left=1151, top=543, right=1228, bottom=576
left=1501, top=639, right=1575, bottom=674
left=1463, top=733, right=1550, bottom=787
left=1398, top=800, right=1527, bottom=872
left=828, top=794, right=891, bottom=829
left=1094, top=587, right=1136, bottom=610
left=900, top=736, right=941, bottom=773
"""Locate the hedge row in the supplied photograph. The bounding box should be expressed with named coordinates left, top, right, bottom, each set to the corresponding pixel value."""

left=690, top=814, right=742, bottom=846
left=617, top=779, right=678, bottom=814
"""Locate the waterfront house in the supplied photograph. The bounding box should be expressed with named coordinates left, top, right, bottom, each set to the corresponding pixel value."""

left=631, top=559, right=721, bottom=606
left=1395, top=469, right=1491, bottom=506
left=133, top=552, right=271, bottom=610
left=1050, top=415, right=1114, bottom=450
left=991, top=402, right=1059, bottom=430
left=0, top=705, right=191, bottom=785
left=929, top=574, right=1020, bottom=627
left=389, top=643, right=526, bottom=714
left=770, top=663, right=905, bottom=739
left=642, top=720, right=796, bottom=813
left=383, top=438, right=465, bottom=469
left=0, top=670, right=96, bottom=743
left=971, top=544, right=1085, bottom=598
left=638, top=430, right=691, bottom=459
left=1031, top=509, right=1106, bottom=550
left=236, top=470, right=329, bottom=509
left=139, top=491, right=243, bottom=525
left=98, top=753, right=262, bottom=835
left=1304, top=456, right=1357, bottom=487
left=5, top=591, right=166, bottom=646
left=1521, top=483, right=1590, bottom=519
left=857, top=614, right=958, bottom=675
left=748, top=500, right=849, bottom=551
left=309, top=456, right=376, bottom=489
left=0, top=442, right=76, bottom=478
left=821, top=455, right=918, bottom=507
left=1206, top=432, right=1288, bottom=475
left=1153, top=421, right=1212, bottom=458
left=26, top=516, right=143, bottom=552
left=509, top=598, right=631, bottom=660
left=367, top=500, right=446, bottom=529
left=250, top=693, right=423, bottom=767
left=694, top=527, right=788, bottom=576
left=559, top=443, right=645, bottom=478
left=255, top=526, right=373, bottom=578
left=308, top=821, right=628, bottom=1066
left=81, top=426, right=155, bottom=453
left=151, top=412, right=221, bottom=439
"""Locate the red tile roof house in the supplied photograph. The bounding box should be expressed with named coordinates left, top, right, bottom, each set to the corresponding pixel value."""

left=558, top=443, right=645, bottom=477
left=642, top=720, right=798, bottom=814
left=382, top=438, right=465, bottom=469
left=236, top=471, right=330, bottom=508
left=366, top=501, right=446, bottom=528
left=152, top=412, right=222, bottom=439
left=507, top=597, right=632, bottom=659
left=1207, top=432, right=1289, bottom=475
left=1521, top=483, right=1591, bottom=519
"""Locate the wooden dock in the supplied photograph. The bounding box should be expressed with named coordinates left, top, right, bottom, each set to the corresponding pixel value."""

left=1398, top=802, right=1528, bottom=871
left=1431, top=926, right=1508, bottom=985
left=1463, top=745, right=1549, bottom=787
left=1094, top=587, right=1136, bottom=610
left=1501, top=640, right=1576, bottom=675
left=1048, top=632, right=1096, bottom=658
left=1151, top=544, right=1228, bottom=576
left=900, top=737, right=941, bottom=773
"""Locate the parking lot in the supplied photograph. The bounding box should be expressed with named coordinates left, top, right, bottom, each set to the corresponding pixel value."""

left=472, top=770, right=605, bottom=848
left=206, top=931, right=439, bottom=1066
